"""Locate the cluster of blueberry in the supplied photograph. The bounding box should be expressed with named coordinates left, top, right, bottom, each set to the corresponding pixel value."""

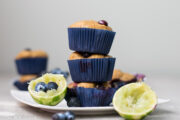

left=50, top=68, right=69, bottom=79
left=52, top=111, right=75, bottom=120
left=35, top=82, right=58, bottom=92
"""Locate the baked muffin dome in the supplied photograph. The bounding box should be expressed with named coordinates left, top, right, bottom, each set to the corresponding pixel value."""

left=69, top=20, right=112, bottom=31
left=16, top=49, right=48, bottom=59
left=69, top=52, right=112, bottom=60
left=112, top=69, right=124, bottom=80
left=69, top=52, right=84, bottom=60
left=19, top=74, right=38, bottom=82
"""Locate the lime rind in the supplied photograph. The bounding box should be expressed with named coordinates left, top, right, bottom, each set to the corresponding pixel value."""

left=113, top=82, right=157, bottom=120
left=28, top=73, right=67, bottom=106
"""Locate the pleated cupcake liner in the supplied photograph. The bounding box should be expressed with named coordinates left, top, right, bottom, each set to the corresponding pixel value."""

left=68, top=58, right=116, bottom=83
left=14, top=80, right=29, bottom=91
left=15, top=58, right=48, bottom=75
left=68, top=28, right=116, bottom=55
left=76, top=87, right=116, bottom=107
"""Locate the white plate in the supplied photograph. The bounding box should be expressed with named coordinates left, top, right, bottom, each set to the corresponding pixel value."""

left=11, top=90, right=170, bottom=115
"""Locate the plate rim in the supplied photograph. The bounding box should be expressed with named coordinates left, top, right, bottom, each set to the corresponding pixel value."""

left=10, top=90, right=114, bottom=111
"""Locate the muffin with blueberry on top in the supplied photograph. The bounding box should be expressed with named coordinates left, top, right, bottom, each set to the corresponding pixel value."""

left=15, top=48, right=48, bottom=75
left=68, top=20, right=116, bottom=55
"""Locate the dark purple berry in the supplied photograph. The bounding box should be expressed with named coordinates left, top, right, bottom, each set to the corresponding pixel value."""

left=35, top=82, right=47, bottom=92
left=98, top=20, right=108, bottom=26
left=47, top=82, right=58, bottom=90
left=24, top=48, right=31, bottom=51
left=81, top=52, right=91, bottom=58
left=52, top=113, right=66, bottom=120
left=64, top=111, right=75, bottom=120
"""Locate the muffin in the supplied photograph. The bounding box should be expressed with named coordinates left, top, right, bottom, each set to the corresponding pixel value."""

left=14, top=74, right=38, bottom=91
left=68, top=56, right=116, bottom=82
left=65, top=82, right=116, bottom=107
left=110, top=69, right=145, bottom=88
left=15, top=49, right=48, bottom=74
left=68, top=20, right=116, bottom=54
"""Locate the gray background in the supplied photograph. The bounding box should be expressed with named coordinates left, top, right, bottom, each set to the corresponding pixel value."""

left=0, top=0, right=180, bottom=76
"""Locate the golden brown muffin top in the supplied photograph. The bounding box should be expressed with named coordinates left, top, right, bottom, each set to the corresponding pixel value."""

left=88, top=54, right=105, bottom=59
left=69, top=52, right=84, bottom=60
left=69, top=52, right=112, bottom=60
left=68, top=82, right=78, bottom=89
left=19, top=74, right=38, bottom=82
left=120, top=73, right=135, bottom=82
left=77, top=82, right=96, bottom=88
left=16, top=49, right=48, bottom=59
left=69, top=20, right=112, bottom=31
left=112, top=69, right=124, bottom=80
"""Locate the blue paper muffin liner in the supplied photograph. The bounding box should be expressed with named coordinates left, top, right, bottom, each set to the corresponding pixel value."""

left=76, top=87, right=116, bottom=107
left=68, top=58, right=116, bottom=83
left=14, top=80, right=29, bottom=91
left=68, top=28, right=116, bottom=55
left=15, top=58, right=48, bottom=75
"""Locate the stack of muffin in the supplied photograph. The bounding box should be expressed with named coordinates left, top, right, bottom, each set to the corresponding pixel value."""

left=66, top=20, right=116, bottom=107
left=14, top=49, right=48, bottom=90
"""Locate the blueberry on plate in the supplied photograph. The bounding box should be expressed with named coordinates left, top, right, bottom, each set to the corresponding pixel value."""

left=35, top=82, right=47, bottom=92
left=52, top=113, right=66, bottom=120
left=47, top=82, right=58, bottom=90
left=67, top=97, right=81, bottom=107
left=64, top=111, right=75, bottom=120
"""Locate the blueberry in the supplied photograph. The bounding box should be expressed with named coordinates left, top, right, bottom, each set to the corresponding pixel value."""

left=98, top=20, right=108, bottom=26
left=51, top=68, right=62, bottom=74
left=67, top=97, right=81, bottom=107
left=61, top=71, right=69, bottom=78
left=81, top=52, right=91, bottom=58
left=35, top=82, right=47, bottom=92
left=47, top=82, right=58, bottom=90
left=52, top=113, right=66, bottom=120
left=64, top=111, right=75, bottom=120
left=111, top=81, right=124, bottom=88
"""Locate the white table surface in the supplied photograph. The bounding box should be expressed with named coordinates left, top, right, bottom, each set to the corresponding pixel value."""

left=0, top=74, right=179, bottom=120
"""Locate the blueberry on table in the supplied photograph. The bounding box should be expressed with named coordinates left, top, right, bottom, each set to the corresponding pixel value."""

left=35, top=82, right=47, bottom=92
left=67, top=97, right=81, bottom=107
left=64, top=111, right=75, bottom=120
left=52, top=113, right=66, bottom=120
left=98, top=20, right=108, bottom=26
left=51, top=68, right=62, bottom=74
left=47, top=82, right=58, bottom=90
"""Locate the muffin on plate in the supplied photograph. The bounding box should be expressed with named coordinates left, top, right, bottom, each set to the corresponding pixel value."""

left=68, top=20, right=116, bottom=54
left=15, top=49, right=48, bottom=74
left=68, top=52, right=115, bottom=83
left=65, top=82, right=116, bottom=107
left=109, top=69, right=145, bottom=88
left=14, top=74, right=38, bottom=91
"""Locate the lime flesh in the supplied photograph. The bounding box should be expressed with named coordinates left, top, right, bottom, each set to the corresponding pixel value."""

left=28, top=73, right=67, bottom=106
left=113, top=82, right=157, bottom=120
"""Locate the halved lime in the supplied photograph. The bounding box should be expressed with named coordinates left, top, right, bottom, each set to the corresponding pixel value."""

left=28, top=73, right=67, bottom=106
left=113, top=82, right=157, bottom=120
